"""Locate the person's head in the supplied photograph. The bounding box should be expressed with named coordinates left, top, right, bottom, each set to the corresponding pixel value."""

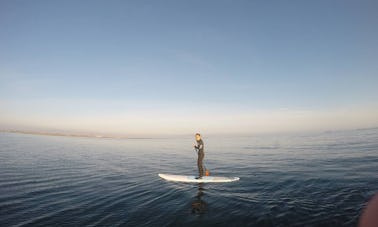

left=195, top=133, right=201, bottom=141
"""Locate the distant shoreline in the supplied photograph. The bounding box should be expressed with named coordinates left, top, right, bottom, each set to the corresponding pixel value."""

left=0, top=130, right=156, bottom=140
left=1, top=127, right=377, bottom=140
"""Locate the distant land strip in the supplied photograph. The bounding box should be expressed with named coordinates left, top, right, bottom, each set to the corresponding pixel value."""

left=0, top=129, right=156, bottom=139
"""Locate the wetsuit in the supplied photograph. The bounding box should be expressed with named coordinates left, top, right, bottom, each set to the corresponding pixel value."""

left=195, top=139, right=205, bottom=177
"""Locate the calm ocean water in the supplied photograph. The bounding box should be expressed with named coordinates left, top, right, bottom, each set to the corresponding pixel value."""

left=0, top=129, right=377, bottom=227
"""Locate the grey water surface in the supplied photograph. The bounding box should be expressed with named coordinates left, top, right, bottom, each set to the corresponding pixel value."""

left=1, top=128, right=377, bottom=226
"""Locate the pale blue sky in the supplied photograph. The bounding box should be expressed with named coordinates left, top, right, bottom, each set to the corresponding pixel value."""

left=1, top=0, right=378, bottom=135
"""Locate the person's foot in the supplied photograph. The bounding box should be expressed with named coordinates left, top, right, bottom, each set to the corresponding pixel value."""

left=195, top=176, right=203, bottom=179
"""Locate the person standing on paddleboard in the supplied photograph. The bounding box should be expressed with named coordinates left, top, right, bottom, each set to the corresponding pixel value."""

left=194, top=133, right=205, bottom=179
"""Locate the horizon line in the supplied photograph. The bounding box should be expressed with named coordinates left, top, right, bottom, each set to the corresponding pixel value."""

left=1, top=127, right=377, bottom=140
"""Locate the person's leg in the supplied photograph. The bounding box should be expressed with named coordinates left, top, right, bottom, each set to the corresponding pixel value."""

left=197, top=152, right=204, bottom=177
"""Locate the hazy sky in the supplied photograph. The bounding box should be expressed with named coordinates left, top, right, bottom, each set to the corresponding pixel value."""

left=1, top=0, right=378, bottom=135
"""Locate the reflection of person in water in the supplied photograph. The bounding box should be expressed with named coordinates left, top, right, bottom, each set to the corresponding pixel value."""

left=191, top=183, right=208, bottom=214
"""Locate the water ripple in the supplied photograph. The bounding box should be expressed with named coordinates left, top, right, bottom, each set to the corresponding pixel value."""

left=0, top=129, right=377, bottom=226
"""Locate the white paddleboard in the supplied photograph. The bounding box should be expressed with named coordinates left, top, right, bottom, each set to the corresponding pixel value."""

left=159, top=173, right=239, bottom=183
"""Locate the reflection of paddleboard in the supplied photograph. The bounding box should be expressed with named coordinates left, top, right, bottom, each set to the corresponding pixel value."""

left=158, top=173, right=239, bottom=183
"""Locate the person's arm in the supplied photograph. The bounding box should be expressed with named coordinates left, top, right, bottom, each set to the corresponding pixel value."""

left=194, top=140, right=204, bottom=150
left=198, top=140, right=204, bottom=150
